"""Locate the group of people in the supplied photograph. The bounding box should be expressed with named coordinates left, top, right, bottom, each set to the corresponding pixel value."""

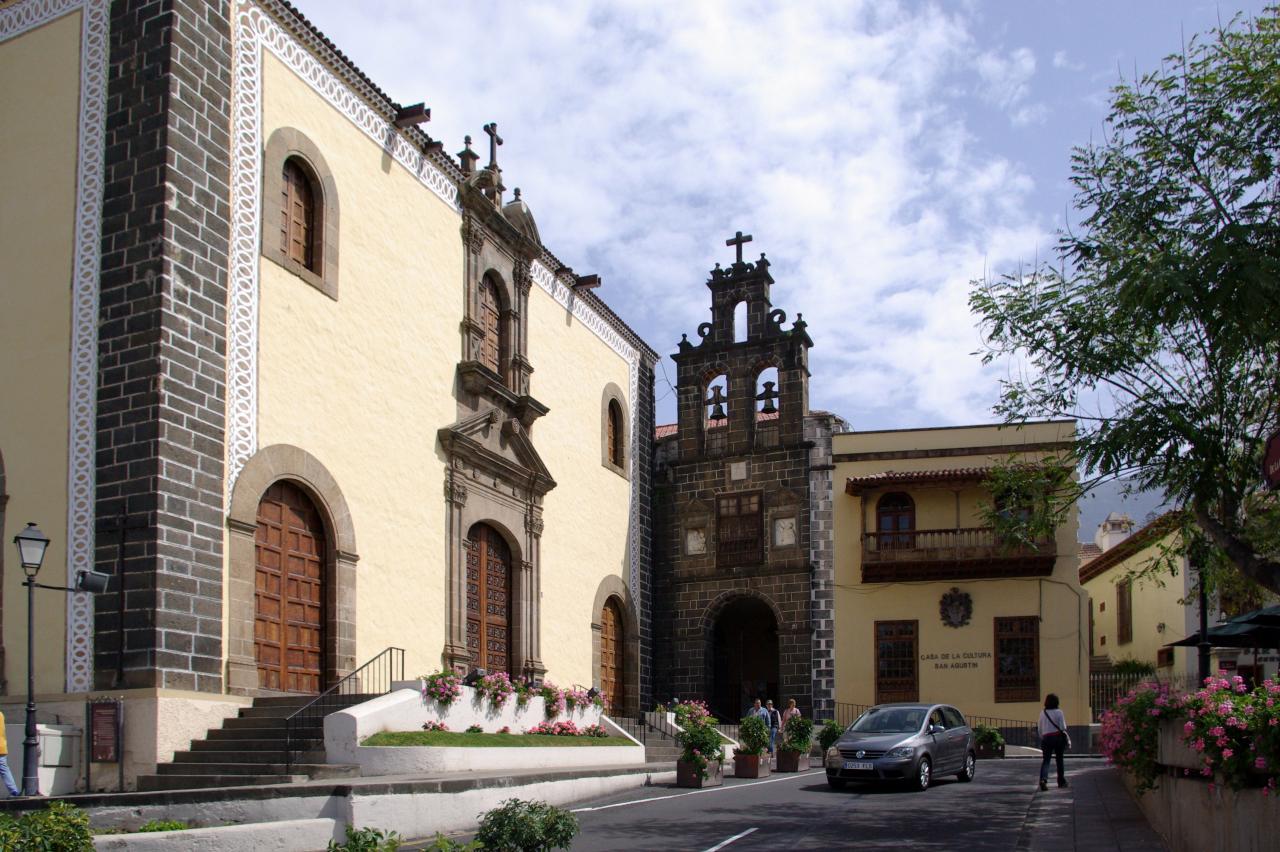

left=748, top=697, right=800, bottom=756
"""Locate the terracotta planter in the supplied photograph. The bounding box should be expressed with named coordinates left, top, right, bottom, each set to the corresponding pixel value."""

left=976, top=742, right=1005, bottom=759
left=676, top=759, right=723, bottom=788
left=775, top=749, right=808, bottom=772
left=733, top=752, right=770, bottom=778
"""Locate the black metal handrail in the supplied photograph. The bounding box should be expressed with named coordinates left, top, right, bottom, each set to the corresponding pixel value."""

left=284, top=646, right=405, bottom=771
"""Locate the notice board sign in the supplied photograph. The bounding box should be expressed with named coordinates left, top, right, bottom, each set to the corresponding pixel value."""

left=89, top=701, right=120, bottom=763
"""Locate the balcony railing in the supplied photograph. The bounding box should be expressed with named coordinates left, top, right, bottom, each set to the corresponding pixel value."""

left=861, top=527, right=1055, bottom=582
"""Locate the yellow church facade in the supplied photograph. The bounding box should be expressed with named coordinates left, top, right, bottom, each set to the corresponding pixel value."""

left=831, top=421, right=1090, bottom=726
left=1, top=0, right=655, bottom=790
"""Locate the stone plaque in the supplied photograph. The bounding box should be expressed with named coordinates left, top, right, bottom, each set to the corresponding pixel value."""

left=686, top=527, right=707, bottom=555
left=729, top=461, right=748, bottom=481
left=773, top=516, right=796, bottom=547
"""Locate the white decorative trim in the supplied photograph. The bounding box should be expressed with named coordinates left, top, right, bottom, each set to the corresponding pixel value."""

left=227, top=4, right=459, bottom=498
left=1, top=0, right=108, bottom=693
left=528, top=262, right=645, bottom=599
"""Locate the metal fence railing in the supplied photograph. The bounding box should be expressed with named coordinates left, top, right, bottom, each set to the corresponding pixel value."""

left=284, top=646, right=404, bottom=771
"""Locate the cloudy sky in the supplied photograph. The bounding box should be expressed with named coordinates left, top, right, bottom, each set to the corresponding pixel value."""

left=293, top=0, right=1268, bottom=431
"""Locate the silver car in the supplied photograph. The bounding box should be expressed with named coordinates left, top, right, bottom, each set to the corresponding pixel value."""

left=824, top=703, right=976, bottom=792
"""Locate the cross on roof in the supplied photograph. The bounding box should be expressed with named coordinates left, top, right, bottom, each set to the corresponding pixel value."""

left=726, top=230, right=753, bottom=264
left=483, top=122, right=503, bottom=169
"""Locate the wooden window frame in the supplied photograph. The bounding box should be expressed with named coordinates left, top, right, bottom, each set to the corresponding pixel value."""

left=875, top=492, right=915, bottom=550
left=261, top=127, right=340, bottom=299
left=716, top=491, right=763, bottom=568
left=874, top=620, right=919, bottom=704
left=994, top=616, right=1040, bottom=703
left=600, top=383, right=629, bottom=479
left=282, top=157, right=318, bottom=272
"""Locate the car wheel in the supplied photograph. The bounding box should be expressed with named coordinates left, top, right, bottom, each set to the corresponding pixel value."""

left=912, top=756, right=931, bottom=792
left=957, top=751, right=976, bottom=782
left=827, top=777, right=846, bottom=790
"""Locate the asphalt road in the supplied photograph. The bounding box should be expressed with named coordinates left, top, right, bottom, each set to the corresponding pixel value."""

left=564, top=759, right=1165, bottom=852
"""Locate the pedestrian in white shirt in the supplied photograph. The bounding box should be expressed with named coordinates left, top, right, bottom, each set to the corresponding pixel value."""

left=1037, top=693, right=1070, bottom=791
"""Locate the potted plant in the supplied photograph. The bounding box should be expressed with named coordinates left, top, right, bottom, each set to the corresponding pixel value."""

left=776, top=715, right=814, bottom=772
left=973, top=723, right=1005, bottom=759
left=817, top=719, right=844, bottom=754
left=733, top=715, right=771, bottom=778
left=675, top=715, right=725, bottom=788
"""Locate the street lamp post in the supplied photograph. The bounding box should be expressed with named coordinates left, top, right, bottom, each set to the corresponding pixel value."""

left=13, top=523, right=50, bottom=797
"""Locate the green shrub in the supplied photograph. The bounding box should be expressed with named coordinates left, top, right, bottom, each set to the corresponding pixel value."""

left=327, top=824, right=403, bottom=851
left=736, top=714, right=769, bottom=756
left=1112, top=658, right=1156, bottom=677
left=466, top=724, right=484, bottom=734
left=475, top=798, right=579, bottom=851
left=817, top=719, right=844, bottom=752
left=0, top=801, right=94, bottom=851
left=780, top=715, right=814, bottom=753
left=973, top=724, right=1005, bottom=749
left=138, top=818, right=188, bottom=832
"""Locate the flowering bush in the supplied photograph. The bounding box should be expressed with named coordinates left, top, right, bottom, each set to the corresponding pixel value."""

left=498, top=726, right=511, bottom=734
left=422, top=720, right=450, bottom=732
left=675, top=709, right=724, bottom=780
left=582, top=724, right=609, bottom=738
left=1178, top=674, right=1280, bottom=793
left=539, top=682, right=567, bottom=718
left=476, top=671, right=516, bottom=710
left=527, top=720, right=585, bottom=737
left=592, top=692, right=608, bottom=711
left=673, top=699, right=712, bottom=729
left=1100, top=673, right=1280, bottom=793
left=563, top=688, right=590, bottom=712
left=513, top=677, right=534, bottom=708
left=1099, top=681, right=1168, bottom=792
left=421, top=670, right=462, bottom=706
left=466, top=724, right=484, bottom=733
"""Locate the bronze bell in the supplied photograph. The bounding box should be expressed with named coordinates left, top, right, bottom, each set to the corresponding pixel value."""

left=709, top=401, right=728, bottom=421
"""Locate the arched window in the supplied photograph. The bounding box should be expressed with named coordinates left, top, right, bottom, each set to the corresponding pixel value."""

left=607, top=400, right=624, bottom=467
left=753, top=366, right=780, bottom=448
left=876, top=492, right=915, bottom=550
left=704, top=373, right=729, bottom=455
left=478, top=276, right=504, bottom=375
left=733, top=301, right=748, bottom=343
left=281, top=157, right=319, bottom=273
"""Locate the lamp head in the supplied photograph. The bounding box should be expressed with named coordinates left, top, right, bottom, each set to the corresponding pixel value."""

left=13, top=522, right=50, bottom=577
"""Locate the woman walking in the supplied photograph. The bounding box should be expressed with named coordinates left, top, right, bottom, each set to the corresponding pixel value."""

left=1037, top=693, right=1070, bottom=791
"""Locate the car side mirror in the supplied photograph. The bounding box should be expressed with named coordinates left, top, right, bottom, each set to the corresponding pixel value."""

left=929, top=724, right=944, bottom=735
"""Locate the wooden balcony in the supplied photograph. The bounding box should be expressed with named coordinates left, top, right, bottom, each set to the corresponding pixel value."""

left=861, top=527, right=1056, bottom=583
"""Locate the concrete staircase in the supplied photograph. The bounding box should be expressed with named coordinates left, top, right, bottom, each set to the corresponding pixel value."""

left=611, top=716, right=683, bottom=764
left=136, top=694, right=371, bottom=792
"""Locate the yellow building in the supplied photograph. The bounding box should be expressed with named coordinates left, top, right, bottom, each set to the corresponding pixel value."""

left=832, top=421, right=1090, bottom=727
left=1, top=0, right=656, bottom=790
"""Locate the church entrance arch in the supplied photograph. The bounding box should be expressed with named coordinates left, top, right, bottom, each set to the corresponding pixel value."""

left=255, top=481, right=326, bottom=693
left=711, top=596, right=779, bottom=720
left=466, top=522, right=512, bottom=673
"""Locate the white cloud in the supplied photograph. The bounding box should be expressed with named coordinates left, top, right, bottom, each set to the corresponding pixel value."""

left=292, top=0, right=1057, bottom=430
left=1053, top=49, right=1085, bottom=71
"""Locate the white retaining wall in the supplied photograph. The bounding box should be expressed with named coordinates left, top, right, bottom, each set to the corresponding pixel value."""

left=325, top=682, right=643, bottom=774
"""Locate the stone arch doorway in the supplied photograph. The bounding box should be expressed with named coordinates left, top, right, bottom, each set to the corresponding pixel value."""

left=255, top=481, right=326, bottom=693
left=711, top=596, right=779, bottom=720
left=466, top=522, right=513, bottom=673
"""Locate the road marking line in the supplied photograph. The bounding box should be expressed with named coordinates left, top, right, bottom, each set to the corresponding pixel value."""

left=701, top=827, right=758, bottom=851
left=571, top=769, right=823, bottom=812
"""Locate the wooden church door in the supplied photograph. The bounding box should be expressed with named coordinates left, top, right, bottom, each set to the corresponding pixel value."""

left=466, top=523, right=512, bottom=673
left=601, top=598, right=624, bottom=712
left=255, top=481, right=326, bottom=693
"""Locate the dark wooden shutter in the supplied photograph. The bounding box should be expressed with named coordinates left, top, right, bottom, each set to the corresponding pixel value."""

left=281, top=159, right=316, bottom=270
left=479, top=279, right=502, bottom=374
left=255, top=482, right=326, bottom=693
left=608, top=401, right=623, bottom=466
left=601, top=599, right=624, bottom=712
left=1117, top=581, right=1133, bottom=644
left=717, top=492, right=762, bottom=567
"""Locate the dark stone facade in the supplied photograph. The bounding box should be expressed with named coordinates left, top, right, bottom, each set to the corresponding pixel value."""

left=94, top=0, right=232, bottom=692
left=652, top=246, right=819, bottom=719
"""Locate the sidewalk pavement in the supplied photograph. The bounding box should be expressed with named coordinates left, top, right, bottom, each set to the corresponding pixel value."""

left=1019, top=759, right=1168, bottom=851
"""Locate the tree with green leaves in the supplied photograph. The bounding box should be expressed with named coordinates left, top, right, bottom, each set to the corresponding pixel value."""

left=969, top=8, right=1280, bottom=594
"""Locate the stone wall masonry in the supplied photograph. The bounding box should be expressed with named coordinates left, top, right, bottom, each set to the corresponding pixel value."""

left=95, top=0, right=232, bottom=692
left=805, top=413, right=837, bottom=721
left=635, top=360, right=656, bottom=711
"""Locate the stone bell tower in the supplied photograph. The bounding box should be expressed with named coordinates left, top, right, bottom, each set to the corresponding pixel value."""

left=652, top=232, right=822, bottom=719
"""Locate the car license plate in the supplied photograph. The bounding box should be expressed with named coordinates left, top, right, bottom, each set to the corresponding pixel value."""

left=843, top=760, right=874, bottom=770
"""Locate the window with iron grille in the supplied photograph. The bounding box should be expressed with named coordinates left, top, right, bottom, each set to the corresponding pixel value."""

left=1116, top=580, right=1133, bottom=644
left=995, top=616, right=1039, bottom=702
left=716, top=492, right=762, bottom=567
left=875, top=620, right=919, bottom=703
